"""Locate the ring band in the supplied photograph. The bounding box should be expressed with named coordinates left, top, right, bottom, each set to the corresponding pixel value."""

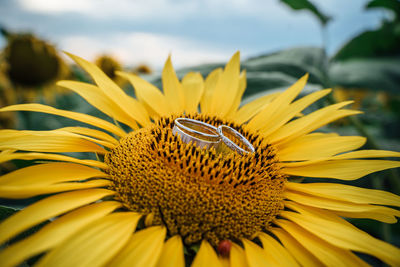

left=217, top=125, right=255, bottom=155
left=172, top=118, right=255, bottom=156
left=172, top=118, right=220, bottom=149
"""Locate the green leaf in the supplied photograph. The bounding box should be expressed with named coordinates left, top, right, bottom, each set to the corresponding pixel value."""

left=242, top=71, right=323, bottom=98
left=244, top=72, right=298, bottom=96
left=241, top=76, right=322, bottom=107
left=333, top=22, right=400, bottom=61
left=329, top=57, right=400, bottom=93
left=243, top=47, right=328, bottom=86
left=366, top=0, right=400, bottom=19
left=280, top=0, right=331, bottom=25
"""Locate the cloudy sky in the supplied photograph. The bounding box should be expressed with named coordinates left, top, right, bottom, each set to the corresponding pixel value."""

left=0, top=0, right=387, bottom=69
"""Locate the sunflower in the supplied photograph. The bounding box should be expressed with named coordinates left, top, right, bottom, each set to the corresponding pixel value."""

left=0, top=64, right=17, bottom=129
left=1, top=30, right=69, bottom=104
left=94, top=54, right=124, bottom=85
left=133, top=63, right=153, bottom=75
left=333, top=87, right=368, bottom=111
left=0, top=52, right=400, bottom=267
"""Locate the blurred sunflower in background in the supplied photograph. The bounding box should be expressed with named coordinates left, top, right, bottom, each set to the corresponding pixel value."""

left=333, top=87, right=368, bottom=111
left=0, top=29, right=69, bottom=104
left=0, top=52, right=400, bottom=266
left=95, top=54, right=126, bottom=87
left=0, top=64, right=16, bottom=129
left=132, top=63, right=153, bottom=75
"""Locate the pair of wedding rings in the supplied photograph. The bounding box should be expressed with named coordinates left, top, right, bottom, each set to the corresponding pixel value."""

left=172, top=118, right=255, bottom=155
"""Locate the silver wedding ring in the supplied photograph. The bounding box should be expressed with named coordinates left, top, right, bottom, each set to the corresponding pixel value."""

left=218, top=125, right=255, bottom=155
left=172, top=118, right=221, bottom=149
left=172, top=118, right=254, bottom=155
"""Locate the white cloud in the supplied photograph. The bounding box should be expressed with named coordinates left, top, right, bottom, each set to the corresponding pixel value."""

left=60, top=32, right=236, bottom=69
left=18, top=0, right=198, bottom=20
left=18, top=0, right=295, bottom=21
left=18, top=0, right=93, bottom=13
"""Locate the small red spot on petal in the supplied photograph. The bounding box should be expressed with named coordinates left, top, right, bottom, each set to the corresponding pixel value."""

left=218, top=240, right=232, bottom=257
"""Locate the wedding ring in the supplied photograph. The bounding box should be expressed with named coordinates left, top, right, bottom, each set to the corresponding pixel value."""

left=217, top=125, right=255, bottom=155
left=172, top=118, right=220, bottom=149
left=172, top=118, right=255, bottom=156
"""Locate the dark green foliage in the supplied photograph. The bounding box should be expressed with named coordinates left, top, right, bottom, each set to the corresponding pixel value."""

left=333, top=22, right=400, bottom=61
left=334, top=0, right=400, bottom=61
left=366, top=0, right=400, bottom=19
left=329, top=57, right=400, bottom=93
left=280, top=0, right=331, bottom=25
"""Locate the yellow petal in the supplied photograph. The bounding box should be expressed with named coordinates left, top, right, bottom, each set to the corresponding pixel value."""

left=333, top=210, right=399, bottom=223
left=286, top=182, right=400, bottom=207
left=162, top=55, right=185, bottom=114
left=116, top=71, right=171, bottom=117
left=268, top=101, right=357, bottom=144
left=201, top=68, right=222, bottom=114
left=234, top=91, right=280, bottom=124
left=287, top=201, right=367, bottom=228
left=58, top=127, right=118, bottom=149
left=271, top=228, right=322, bottom=267
left=281, top=148, right=400, bottom=167
left=276, top=132, right=338, bottom=150
left=59, top=127, right=118, bottom=145
left=301, top=109, right=360, bottom=138
left=192, top=240, right=223, bottom=267
left=57, top=81, right=138, bottom=129
left=260, top=89, right=331, bottom=137
left=0, top=153, right=107, bottom=185
left=0, top=152, right=107, bottom=169
left=156, top=235, right=185, bottom=267
left=66, top=52, right=150, bottom=128
left=276, top=219, right=370, bottom=267
left=209, top=52, right=240, bottom=117
left=226, top=70, right=247, bottom=117
left=182, top=72, right=204, bottom=113
left=53, top=130, right=114, bottom=149
left=36, top=212, right=141, bottom=267
left=332, top=149, right=400, bottom=160
left=219, top=256, right=230, bottom=267
left=56, top=129, right=116, bottom=149
left=0, top=179, right=111, bottom=199
left=0, top=103, right=126, bottom=137
left=0, top=189, right=114, bottom=245
left=279, top=135, right=366, bottom=162
left=0, top=130, right=107, bottom=153
left=284, top=191, right=400, bottom=223
left=0, top=201, right=121, bottom=267
left=242, top=238, right=278, bottom=266
left=283, top=159, right=400, bottom=180
left=258, top=232, right=299, bottom=267
left=281, top=204, right=400, bottom=266
left=110, top=226, right=166, bottom=267
left=230, top=243, right=249, bottom=267
left=246, top=73, right=308, bottom=131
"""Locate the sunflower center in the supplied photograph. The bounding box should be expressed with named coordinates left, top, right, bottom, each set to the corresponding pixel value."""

left=105, top=114, right=286, bottom=246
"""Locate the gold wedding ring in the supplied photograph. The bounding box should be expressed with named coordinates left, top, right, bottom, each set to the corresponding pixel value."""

left=172, top=118, right=255, bottom=156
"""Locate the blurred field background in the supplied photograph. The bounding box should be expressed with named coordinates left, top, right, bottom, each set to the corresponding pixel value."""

left=0, top=0, right=399, bottom=265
